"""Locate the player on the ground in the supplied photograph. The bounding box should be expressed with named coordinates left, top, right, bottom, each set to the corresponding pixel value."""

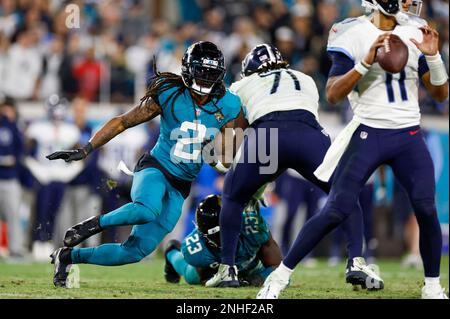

left=46, top=41, right=243, bottom=288
left=164, top=193, right=281, bottom=286
left=205, top=44, right=383, bottom=289
left=257, top=0, right=448, bottom=299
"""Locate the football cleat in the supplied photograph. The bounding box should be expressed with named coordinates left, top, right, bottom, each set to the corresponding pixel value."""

left=256, top=270, right=290, bottom=299
left=63, top=216, right=102, bottom=247
left=422, top=285, right=449, bottom=299
left=50, top=247, right=79, bottom=288
left=164, top=239, right=181, bottom=284
left=345, top=257, right=384, bottom=290
left=205, top=264, right=239, bottom=288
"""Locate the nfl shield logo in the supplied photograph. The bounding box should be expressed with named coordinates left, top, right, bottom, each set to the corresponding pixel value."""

left=360, top=131, right=368, bottom=140
left=196, top=109, right=202, bottom=117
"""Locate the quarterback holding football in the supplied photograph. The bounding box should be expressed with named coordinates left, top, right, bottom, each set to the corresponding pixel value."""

left=258, top=0, right=448, bottom=299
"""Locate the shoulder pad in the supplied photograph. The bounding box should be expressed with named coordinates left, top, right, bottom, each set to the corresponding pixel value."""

left=328, top=16, right=367, bottom=45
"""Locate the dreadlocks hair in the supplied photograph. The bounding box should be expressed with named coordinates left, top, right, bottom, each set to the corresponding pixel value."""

left=139, top=59, right=227, bottom=123
left=257, top=61, right=290, bottom=74
left=139, top=59, right=186, bottom=122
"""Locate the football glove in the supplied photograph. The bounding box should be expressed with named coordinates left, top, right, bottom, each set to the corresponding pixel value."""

left=47, top=143, right=93, bottom=162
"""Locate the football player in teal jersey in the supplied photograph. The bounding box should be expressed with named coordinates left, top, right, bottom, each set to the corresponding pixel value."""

left=164, top=194, right=282, bottom=286
left=46, top=41, right=244, bottom=288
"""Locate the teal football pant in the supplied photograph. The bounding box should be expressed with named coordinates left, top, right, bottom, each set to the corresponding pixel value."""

left=71, top=168, right=184, bottom=265
left=167, top=250, right=201, bottom=284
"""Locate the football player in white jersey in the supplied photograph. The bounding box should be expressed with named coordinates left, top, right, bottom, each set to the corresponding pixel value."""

left=205, top=44, right=383, bottom=290
left=26, top=95, right=81, bottom=260
left=257, top=0, right=448, bottom=299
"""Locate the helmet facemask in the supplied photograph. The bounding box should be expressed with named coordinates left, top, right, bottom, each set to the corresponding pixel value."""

left=181, top=42, right=226, bottom=96
left=402, top=0, right=422, bottom=16
left=186, top=63, right=225, bottom=95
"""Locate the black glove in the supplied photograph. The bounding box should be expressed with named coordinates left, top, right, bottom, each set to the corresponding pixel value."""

left=46, top=143, right=93, bottom=162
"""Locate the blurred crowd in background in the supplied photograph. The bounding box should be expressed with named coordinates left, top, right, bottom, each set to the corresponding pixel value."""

left=1, top=0, right=449, bottom=111
left=0, top=0, right=449, bottom=266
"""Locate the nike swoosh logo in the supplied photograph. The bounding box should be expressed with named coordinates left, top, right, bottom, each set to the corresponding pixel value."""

left=409, top=130, right=420, bottom=136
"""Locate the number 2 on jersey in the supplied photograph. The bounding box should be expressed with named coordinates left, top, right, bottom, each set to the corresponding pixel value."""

left=173, top=121, right=207, bottom=161
left=260, top=70, right=301, bottom=94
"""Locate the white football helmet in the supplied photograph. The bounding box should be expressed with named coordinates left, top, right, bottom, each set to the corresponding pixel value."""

left=362, top=0, right=423, bottom=25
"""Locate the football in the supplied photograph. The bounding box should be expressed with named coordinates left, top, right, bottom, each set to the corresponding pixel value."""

left=376, top=34, right=409, bottom=74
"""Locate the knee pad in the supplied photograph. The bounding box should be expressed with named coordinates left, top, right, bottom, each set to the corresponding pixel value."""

left=411, top=198, right=437, bottom=219
left=327, top=189, right=359, bottom=219
left=132, top=201, right=160, bottom=224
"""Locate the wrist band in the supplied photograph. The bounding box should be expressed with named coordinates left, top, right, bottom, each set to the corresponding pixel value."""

left=425, top=53, right=449, bottom=86
left=82, top=142, right=94, bottom=156
left=361, top=60, right=372, bottom=69
left=354, top=61, right=370, bottom=76
left=212, top=160, right=230, bottom=173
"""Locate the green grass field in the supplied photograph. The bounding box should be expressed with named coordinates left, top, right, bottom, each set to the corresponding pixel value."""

left=0, top=256, right=448, bottom=299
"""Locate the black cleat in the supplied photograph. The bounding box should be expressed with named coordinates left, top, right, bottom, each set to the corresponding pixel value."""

left=50, top=247, right=75, bottom=288
left=64, top=216, right=102, bottom=247
left=164, top=239, right=182, bottom=284
left=346, top=257, right=384, bottom=290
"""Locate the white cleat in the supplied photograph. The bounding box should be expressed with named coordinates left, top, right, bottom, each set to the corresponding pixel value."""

left=346, top=257, right=384, bottom=290
left=205, top=264, right=239, bottom=288
left=422, top=285, right=449, bottom=299
left=256, top=270, right=290, bottom=299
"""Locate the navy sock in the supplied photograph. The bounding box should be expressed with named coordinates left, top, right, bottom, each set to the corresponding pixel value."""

left=220, top=196, right=245, bottom=266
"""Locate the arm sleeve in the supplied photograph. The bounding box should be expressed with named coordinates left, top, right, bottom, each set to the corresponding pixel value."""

left=327, top=51, right=355, bottom=77
left=418, top=54, right=430, bottom=78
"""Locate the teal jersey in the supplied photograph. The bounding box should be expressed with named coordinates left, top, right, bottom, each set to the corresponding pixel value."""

left=150, top=85, right=241, bottom=181
left=181, top=210, right=270, bottom=274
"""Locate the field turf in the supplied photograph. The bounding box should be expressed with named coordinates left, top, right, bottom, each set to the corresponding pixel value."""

left=0, top=256, right=448, bottom=299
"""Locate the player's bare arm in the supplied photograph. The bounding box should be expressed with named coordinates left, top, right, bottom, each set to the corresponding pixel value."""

left=233, top=108, right=249, bottom=151
left=326, top=33, right=391, bottom=104
left=257, top=234, right=282, bottom=269
left=46, top=99, right=161, bottom=162
left=213, top=108, right=247, bottom=169
left=412, top=26, right=449, bottom=102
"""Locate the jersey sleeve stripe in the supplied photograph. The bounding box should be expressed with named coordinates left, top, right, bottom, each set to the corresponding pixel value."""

left=327, top=47, right=354, bottom=61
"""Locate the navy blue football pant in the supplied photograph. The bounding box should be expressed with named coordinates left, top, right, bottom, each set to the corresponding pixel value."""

left=33, top=182, right=66, bottom=241
left=330, top=183, right=375, bottom=259
left=283, top=124, right=442, bottom=277
left=220, top=111, right=364, bottom=266
left=278, top=175, right=326, bottom=256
